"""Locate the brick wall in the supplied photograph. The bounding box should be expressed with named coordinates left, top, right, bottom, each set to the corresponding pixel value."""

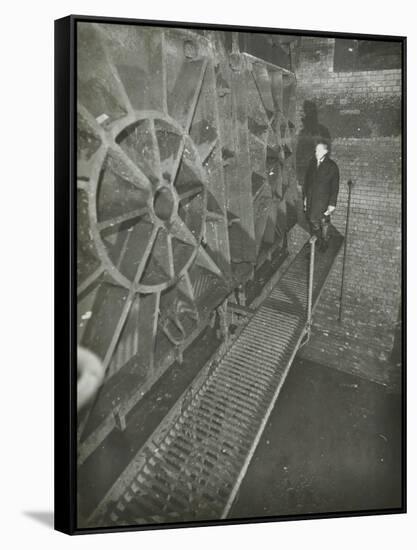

left=294, top=37, right=402, bottom=387
left=295, top=37, right=401, bottom=139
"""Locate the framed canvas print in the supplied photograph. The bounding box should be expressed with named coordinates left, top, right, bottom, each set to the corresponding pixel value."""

left=54, top=14, right=406, bottom=534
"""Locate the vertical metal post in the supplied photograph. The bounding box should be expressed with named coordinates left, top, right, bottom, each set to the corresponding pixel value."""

left=307, top=235, right=317, bottom=330
left=338, top=179, right=354, bottom=322
left=217, top=301, right=229, bottom=346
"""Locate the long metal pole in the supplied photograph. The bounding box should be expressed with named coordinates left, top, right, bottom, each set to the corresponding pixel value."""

left=307, top=235, right=317, bottom=329
left=338, top=179, right=354, bottom=322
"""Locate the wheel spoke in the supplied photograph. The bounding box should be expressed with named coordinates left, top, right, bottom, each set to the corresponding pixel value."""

left=110, top=144, right=153, bottom=192
left=133, top=224, right=160, bottom=285
left=185, top=59, right=208, bottom=133
left=170, top=136, right=185, bottom=186
left=115, top=223, right=133, bottom=269
left=150, top=292, right=161, bottom=374
left=178, top=185, right=203, bottom=203
left=86, top=144, right=109, bottom=203
left=161, top=33, right=168, bottom=114
left=171, top=217, right=221, bottom=276
left=97, top=207, right=148, bottom=231
left=101, top=293, right=134, bottom=374
left=78, top=101, right=106, bottom=141
left=170, top=217, right=198, bottom=248
left=77, top=266, right=104, bottom=297
left=93, top=23, right=135, bottom=117
left=101, top=225, right=159, bottom=372
left=195, top=246, right=222, bottom=276
left=168, top=58, right=208, bottom=133
left=149, top=117, right=163, bottom=183
left=198, top=138, right=218, bottom=165
left=80, top=88, right=151, bottom=194
left=167, top=233, right=175, bottom=277
left=180, top=270, right=195, bottom=300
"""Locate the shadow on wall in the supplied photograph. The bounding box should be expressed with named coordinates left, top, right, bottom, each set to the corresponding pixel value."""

left=296, top=100, right=331, bottom=186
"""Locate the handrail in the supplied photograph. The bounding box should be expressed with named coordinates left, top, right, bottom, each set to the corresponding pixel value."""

left=298, top=234, right=317, bottom=350
left=307, top=235, right=317, bottom=331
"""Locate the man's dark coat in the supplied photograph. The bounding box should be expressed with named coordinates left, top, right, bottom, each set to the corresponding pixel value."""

left=304, top=154, right=340, bottom=221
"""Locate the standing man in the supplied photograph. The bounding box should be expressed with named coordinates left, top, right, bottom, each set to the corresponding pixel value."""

left=303, top=141, right=340, bottom=251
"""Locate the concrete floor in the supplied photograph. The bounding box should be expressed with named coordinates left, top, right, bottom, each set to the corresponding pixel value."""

left=229, top=356, right=403, bottom=519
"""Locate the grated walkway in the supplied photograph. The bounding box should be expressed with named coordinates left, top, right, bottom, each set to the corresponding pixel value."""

left=86, top=228, right=344, bottom=528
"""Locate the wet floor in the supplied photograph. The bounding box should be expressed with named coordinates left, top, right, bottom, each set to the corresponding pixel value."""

left=229, top=357, right=403, bottom=519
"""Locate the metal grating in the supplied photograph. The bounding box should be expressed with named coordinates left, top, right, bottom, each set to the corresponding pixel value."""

left=87, top=228, right=344, bottom=528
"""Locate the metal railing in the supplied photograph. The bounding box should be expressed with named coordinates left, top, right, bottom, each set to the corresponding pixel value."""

left=307, top=235, right=317, bottom=331
left=299, top=234, right=317, bottom=349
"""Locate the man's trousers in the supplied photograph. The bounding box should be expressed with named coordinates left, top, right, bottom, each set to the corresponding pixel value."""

left=307, top=213, right=331, bottom=245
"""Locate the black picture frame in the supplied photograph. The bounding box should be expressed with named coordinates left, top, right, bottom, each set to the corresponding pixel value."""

left=55, top=14, right=406, bottom=535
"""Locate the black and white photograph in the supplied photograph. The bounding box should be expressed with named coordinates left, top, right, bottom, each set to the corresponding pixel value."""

left=55, top=13, right=405, bottom=534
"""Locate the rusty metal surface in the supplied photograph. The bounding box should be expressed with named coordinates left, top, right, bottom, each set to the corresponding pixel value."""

left=214, top=46, right=298, bottom=268
left=84, top=227, right=343, bottom=528
left=76, top=24, right=300, bottom=468
left=77, top=24, right=233, bottom=460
